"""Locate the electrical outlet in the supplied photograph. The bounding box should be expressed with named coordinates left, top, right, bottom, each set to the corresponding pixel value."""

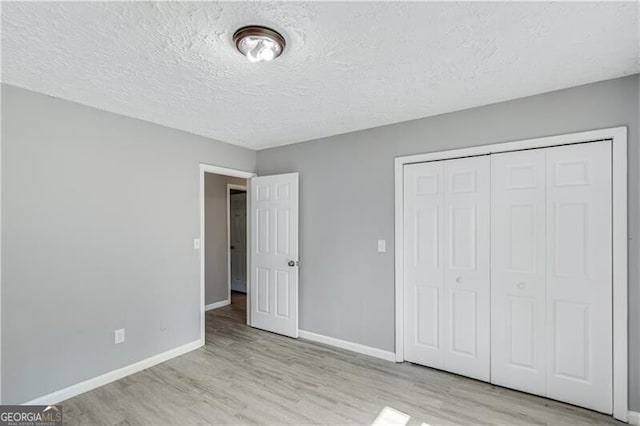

left=377, top=239, right=386, bottom=253
left=114, top=328, right=125, bottom=344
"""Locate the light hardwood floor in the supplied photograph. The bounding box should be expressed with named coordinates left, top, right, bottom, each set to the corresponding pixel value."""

left=63, top=292, right=622, bottom=425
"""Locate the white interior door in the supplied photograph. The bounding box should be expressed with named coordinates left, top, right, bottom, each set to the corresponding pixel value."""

left=404, top=156, right=490, bottom=381
left=545, top=141, right=612, bottom=413
left=230, top=191, right=247, bottom=293
left=491, top=149, right=546, bottom=396
left=442, top=155, right=490, bottom=382
left=249, top=173, right=299, bottom=338
left=403, top=161, right=445, bottom=369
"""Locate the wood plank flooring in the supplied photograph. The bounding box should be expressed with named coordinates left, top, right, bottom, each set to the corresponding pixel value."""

left=63, top=292, right=622, bottom=425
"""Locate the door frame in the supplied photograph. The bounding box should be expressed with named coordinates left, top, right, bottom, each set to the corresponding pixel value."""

left=393, top=126, right=628, bottom=421
left=227, top=183, right=248, bottom=303
left=199, top=164, right=256, bottom=345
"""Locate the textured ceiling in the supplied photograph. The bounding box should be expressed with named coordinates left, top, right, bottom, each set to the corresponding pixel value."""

left=2, top=2, right=639, bottom=149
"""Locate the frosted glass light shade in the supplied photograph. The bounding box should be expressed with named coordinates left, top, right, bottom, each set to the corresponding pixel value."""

left=233, top=26, right=286, bottom=63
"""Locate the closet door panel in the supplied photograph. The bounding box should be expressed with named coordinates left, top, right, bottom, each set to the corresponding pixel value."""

left=490, top=150, right=546, bottom=395
left=546, top=141, right=612, bottom=414
left=403, top=162, right=445, bottom=368
left=443, top=155, right=491, bottom=382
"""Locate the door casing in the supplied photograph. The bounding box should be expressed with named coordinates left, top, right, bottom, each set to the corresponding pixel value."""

left=393, top=126, right=628, bottom=421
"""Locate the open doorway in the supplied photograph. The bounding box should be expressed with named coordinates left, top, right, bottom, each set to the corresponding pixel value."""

left=203, top=173, right=246, bottom=317
left=199, top=164, right=300, bottom=344
left=199, top=164, right=255, bottom=344
left=228, top=184, right=247, bottom=320
left=228, top=185, right=247, bottom=294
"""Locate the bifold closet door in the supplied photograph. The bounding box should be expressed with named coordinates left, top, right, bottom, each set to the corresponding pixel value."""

left=443, top=156, right=491, bottom=381
left=545, top=141, right=612, bottom=413
left=491, top=149, right=547, bottom=396
left=490, top=141, right=613, bottom=414
left=404, top=156, right=490, bottom=381
left=404, top=160, right=445, bottom=369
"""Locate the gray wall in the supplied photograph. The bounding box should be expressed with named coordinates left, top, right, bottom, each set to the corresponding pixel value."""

left=257, top=74, right=640, bottom=410
left=204, top=173, right=246, bottom=305
left=1, top=84, right=256, bottom=404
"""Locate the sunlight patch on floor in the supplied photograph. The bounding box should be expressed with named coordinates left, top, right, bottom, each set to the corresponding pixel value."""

left=371, top=406, right=410, bottom=426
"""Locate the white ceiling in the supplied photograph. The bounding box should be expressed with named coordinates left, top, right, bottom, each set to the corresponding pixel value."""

left=2, top=2, right=639, bottom=149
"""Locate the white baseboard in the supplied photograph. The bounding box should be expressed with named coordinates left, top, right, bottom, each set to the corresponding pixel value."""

left=298, top=330, right=396, bottom=362
left=629, top=411, right=640, bottom=425
left=205, top=300, right=230, bottom=311
left=24, top=339, right=203, bottom=405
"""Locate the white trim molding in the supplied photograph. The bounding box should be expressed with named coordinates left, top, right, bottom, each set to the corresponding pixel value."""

left=24, top=339, right=202, bottom=405
left=205, top=300, right=230, bottom=311
left=199, top=164, right=255, bottom=346
left=628, top=411, right=640, bottom=426
left=394, top=126, right=628, bottom=422
left=299, top=330, right=396, bottom=362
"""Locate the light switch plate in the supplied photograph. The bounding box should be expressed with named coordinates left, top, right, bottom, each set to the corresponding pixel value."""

left=193, top=238, right=201, bottom=249
left=114, top=328, right=125, bottom=344
left=377, top=240, right=386, bottom=253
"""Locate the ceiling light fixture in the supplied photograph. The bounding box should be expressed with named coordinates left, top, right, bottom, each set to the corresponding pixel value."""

left=233, top=25, right=286, bottom=63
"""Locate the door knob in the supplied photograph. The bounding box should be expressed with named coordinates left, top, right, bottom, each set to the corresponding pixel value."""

left=230, top=245, right=235, bottom=249
left=517, top=282, right=526, bottom=289
left=288, top=260, right=296, bottom=267
left=455, top=276, right=463, bottom=284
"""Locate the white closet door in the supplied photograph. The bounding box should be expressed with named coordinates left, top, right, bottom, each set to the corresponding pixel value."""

left=491, top=149, right=546, bottom=395
left=442, top=156, right=491, bottom=381
left=403, top=161, right=445, bottom=368
left=546, top=141, right=612, bottom=413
